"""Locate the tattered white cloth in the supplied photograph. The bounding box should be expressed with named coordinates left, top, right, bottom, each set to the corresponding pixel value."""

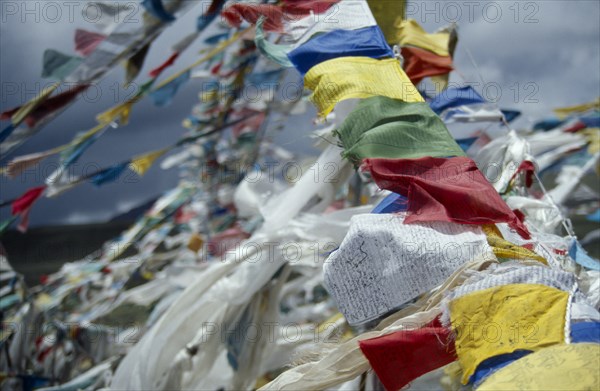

left=323, top=213, right=493, bottom=325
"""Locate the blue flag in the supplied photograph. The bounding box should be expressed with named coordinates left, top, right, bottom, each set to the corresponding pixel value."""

left=587, top=209, right=600, bottom=223
left=580, top=114, right=600, bottom=128
left=0, top=124, right=16, bottom=143
left=197, top=0, right=225, bottom=31
left=533, top=118, right=563, bottom=131
left=571, top=322, right=600, bottom=344
left=204, top=32, right=230, bottom=45
left=568, top=239, right=600, bottom=271
left=429, top=86, right=486, bottom=115
left=142, top=0, right=175, bottom=22
left=288, top=26, right=394, bottom=75
left=456, top=136, right=479, bottom=152
left=150, top=71, right=191, bottom=107
left=90, top=162, right=130, bottom=187
left=63, top=133, right=102, bottom=167
left=501, top=109, right=521, bottom=123
left=371, top=192, right=408, bottom=214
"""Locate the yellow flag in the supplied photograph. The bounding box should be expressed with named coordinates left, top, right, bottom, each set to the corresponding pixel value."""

left=449, top=284, right=568, bottom=384
left=553, top=97, right=600, bottom=119
left=34, top=293, right=54, bottom=309
left=395, top=19, right=450, bottom=57
left=153, top=27, right=251, bottom=91
left=200, top=89, right=221, bottom=103
left=582, top=128, right=600, bottom=174
left=187, top=233, right=204, bottom=253
left=94, top=29, right=248, bottom=129
left=96, top=99, right=137, bottom=126
left=441, top=362, right=463, bottom=391
left=129, top=148, right=167, bottom=176
left=582, top=128, right=600, bottom=154
left=12, top=82, right=60, bottom=125
left=430, top=74, right=449, bottom=93
left=367, top=0, right=405, bottom=43
left=479, top=343, right=600, bottom=391
left=482, top=225, right=547, bottom=264
left=70, top=123, right=106, bottom=146
left=304, top=57, right=423, bottom=117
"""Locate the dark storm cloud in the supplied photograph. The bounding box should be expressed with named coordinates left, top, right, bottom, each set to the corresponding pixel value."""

left=417, top=0, right=600, bottom=118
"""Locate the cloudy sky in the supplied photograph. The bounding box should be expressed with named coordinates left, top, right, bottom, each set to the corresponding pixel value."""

left=0, top=0, right=599, bottom=227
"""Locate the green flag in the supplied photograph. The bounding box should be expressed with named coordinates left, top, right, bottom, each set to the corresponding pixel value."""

left=42, top=49, right=82, bottom=80
left=334, top=96, right=465, bottom=164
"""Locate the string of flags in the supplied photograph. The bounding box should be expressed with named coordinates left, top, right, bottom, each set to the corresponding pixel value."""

left=1, top=0, right=599, bottom=390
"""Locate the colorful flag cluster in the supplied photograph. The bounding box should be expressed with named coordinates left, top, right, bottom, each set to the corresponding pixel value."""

left=0, top=0, right=206, bottom=155
left=0, top=1, right=599, bottom=391
left=396, top=19, right=456, bottom=86
left=229, top=1, right=599, bottom=390
left=0, top=1, right=247, bottom=230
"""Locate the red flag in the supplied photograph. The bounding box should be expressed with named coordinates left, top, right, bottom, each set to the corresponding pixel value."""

left=11, top=186, right=46, bottom=215
left=206, top=0, right=225, bottom=14
left=210, top=62, right=223, bottom=76
left=174, top=206, right=196, bottom=224
left=0, top=107, right=18, bottom=120
left=563, top=120, right=586, bottom=133
left=363, top=156, right=531, bottom=239
left=222, top=1, right=339, bottom=32
left=359, top=319, right=457, bottom=391
left=208, top=226, right=250, bottom=257
left=74, top=29, right=106, bottom=56
left=281, top=0, right=340, bottom=15
left=12, top=185, right=46, bottom=232
left=510, top=160, right=536, bottom=188
left=232, top=109, right=265, bottom=138
left=222, top=4, right=285, bottom=31
left=17, top=207, right=32, bottom=233
left=1, top=85, right=88, bottom=127
left=401, top=46, right=453, bottom=85
left=148, top=52, right=180, bottom=78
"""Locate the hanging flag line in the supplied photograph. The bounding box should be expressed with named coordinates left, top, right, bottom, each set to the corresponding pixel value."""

left=64, top=78, right=283, bottom=302
left=1, top=26, right=249, bottom=183
left=0, top=112, right=261, bottom=210
left=157, top=27, right=253, bottom=91
left=0, top=1, right=223, bottom=156
left=90, top=28, right=250, bottom=131
left=1, top=27, right=264, bottom=227
left=1, top=103, right=262, bottom=232
left=4, top=2, right=595, bottom=241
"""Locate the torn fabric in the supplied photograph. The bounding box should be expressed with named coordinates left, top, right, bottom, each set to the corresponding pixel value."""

left=323, top=213, right=492, bottom=325
left=395, top=19, right=451, bottom=56
left=364, top=156, right=531, bottom=238
left=401, top=46, right=453, bottom=85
